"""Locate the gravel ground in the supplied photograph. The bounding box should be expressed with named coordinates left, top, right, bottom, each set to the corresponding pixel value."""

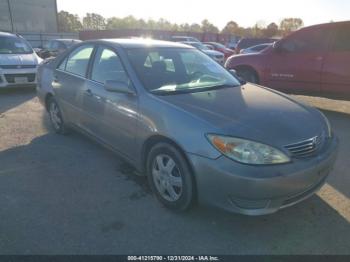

left=0, top=88, right=349, bottom=255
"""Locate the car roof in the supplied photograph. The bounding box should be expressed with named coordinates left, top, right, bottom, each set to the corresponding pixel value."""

left=0, top=31, right=20, bottom=38
left=51, top=39, right=81, bottom=42
left=87, top=39, right=193, bottom=49
left=306, top=20, right=350, bottom=29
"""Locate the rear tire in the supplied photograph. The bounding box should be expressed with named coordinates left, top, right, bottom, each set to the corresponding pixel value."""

left=237, top=68, right=259, bottom=84
left=47, top=97, right=68, bottom=135
left=146, top=143, right=194, bottom=211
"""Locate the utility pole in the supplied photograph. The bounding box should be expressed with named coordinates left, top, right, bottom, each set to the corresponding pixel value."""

left=7, top=0, right=14, bottom=32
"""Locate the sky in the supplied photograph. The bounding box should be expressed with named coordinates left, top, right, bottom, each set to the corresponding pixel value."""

left=57, top=0, right=349, bottom=29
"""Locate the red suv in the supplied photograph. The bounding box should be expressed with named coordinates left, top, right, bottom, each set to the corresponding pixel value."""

left=225, top=21, right=350, bottom=98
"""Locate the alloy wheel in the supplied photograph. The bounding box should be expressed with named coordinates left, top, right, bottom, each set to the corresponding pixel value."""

left=152, top=154, right=183, bottom=202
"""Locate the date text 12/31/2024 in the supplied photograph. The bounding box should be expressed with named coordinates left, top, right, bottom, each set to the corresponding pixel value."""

left=127, top=256, right=220, bottom=261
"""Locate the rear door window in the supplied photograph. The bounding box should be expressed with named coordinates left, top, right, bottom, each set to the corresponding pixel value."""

left=281, top=27, right=331, bottom=53
left=332, top=26, right=350, bottom=52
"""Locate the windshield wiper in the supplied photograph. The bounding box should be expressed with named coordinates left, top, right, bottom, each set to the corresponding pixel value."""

left=150, top=84, right=239, bottom=95
left=150, top=88, right=189, bottom=95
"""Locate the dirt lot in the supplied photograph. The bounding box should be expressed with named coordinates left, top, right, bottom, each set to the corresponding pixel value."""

left=0, top=88, right=349, bottom=255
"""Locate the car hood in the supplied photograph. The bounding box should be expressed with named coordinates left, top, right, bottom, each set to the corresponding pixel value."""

left=0, top=53, right=39, bottom=66
left=158, top=84, right=325, bottom=147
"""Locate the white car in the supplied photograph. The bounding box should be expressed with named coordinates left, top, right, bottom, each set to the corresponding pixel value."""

left=0, top=32, right=42, bottom=89
left=182, top=41, right=225, bottom=64
left=171, top=36, right=201, bottom=43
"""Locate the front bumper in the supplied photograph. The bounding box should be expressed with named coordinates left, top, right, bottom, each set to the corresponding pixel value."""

left=0, top=68, right=37, bottom=88
left=188, top=136, right=338, bottom=215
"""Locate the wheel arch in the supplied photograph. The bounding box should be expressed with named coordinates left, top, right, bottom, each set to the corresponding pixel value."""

left=234, top=65, right=260, bottom=84
left=44, top=92, right=54, bottom=112
left=141, top=135, right=198, bottom=200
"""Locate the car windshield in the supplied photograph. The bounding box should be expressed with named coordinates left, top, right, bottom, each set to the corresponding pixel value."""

left=213, top=42, right=226, bottom=49
left=0, top=36, right=33, bottom=54
left=250, top=44, right=270, bottom=51
left=127, top=48, right=240, bottom=94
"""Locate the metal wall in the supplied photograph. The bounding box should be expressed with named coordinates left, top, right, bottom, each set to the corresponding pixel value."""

left=0, top=0, right=58, bottom=33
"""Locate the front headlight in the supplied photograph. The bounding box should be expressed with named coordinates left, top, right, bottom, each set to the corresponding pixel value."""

left=207, top=134, right=290, bottom=165
left=320, top=112, right=332, bottom=138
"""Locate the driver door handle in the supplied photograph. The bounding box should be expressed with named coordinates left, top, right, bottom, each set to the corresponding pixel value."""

left=85, top=89, right=93, bottom=97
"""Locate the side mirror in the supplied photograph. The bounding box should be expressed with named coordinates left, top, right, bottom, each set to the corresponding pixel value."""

left=104, top=80, right=135, bottom=95
left=229, top=69, right=247, bottom=85
left=273, top=41, right=285, bottom=53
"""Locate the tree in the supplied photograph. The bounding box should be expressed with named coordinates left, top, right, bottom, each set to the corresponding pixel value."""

left=189, top=23, right=202, bottom=33
left=221, top=21, right=239, bottom=34
left=252, top=23, right=263, bottom=37
left=201, top=19, right=219, bottom=33
left=265, top=22, right=279, bottom=37
left=280, top=18, right=304, bottom=34
left=178, top=23, right=190, bottom=32
left=58, top=11, right=82, bottom=32
left=156, top=18, right=174, bottom=31
left=83, top=13, right=106, bottom=30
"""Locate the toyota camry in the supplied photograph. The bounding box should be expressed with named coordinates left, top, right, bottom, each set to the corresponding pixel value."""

left=37, top=39, right=338, bottom=215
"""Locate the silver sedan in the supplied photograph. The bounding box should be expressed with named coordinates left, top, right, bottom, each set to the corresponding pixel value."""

left=37, top=39, right=338, bottom=215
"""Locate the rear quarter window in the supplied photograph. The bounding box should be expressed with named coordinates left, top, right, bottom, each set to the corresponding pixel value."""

left=332, top=26, right=350, bottom=52
left=281, top=27, right=332, bottom=53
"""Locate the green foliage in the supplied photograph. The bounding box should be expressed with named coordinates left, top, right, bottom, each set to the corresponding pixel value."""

left=58, top=11, right=82, bottom=32
left=280, top=18, right=304, bottom=34
left=83, top=13, right=106, bottom=30
left=58, top=10, right=304, bottom=37
left=221, top=21, right=239, bottom=34
left=265, top=22, right=279, bottom=37
left=201, top=19, right=219, bottom=33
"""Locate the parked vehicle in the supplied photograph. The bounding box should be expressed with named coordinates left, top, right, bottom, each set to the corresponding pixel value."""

left=37, top=39, right=338, bottom=215
left=0, top=32, right=42, bottom=89
left=38, top=39, right=81, bottom=59
left=235, top=38, right=276, bottom=53
left=240, top=43, right=273, bottom=54
left=182, top=41, right=225, bottom=64
left=204, top=42, right=235, bottom=59
left=225, top=21, right=350, bottom=98
left=203, top=44, right=214, bottom=50
left=171, top=36, right=201, bottom=43
left=227, top=42, right=238, bottom=50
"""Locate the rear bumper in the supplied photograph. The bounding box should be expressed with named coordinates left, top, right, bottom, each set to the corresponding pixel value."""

left=188, top=136, right=338, bottom=215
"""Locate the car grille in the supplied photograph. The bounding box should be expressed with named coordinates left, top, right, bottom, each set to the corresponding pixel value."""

left=0, top=65, right=36, bottom=69
left=285, top=135, right=324, bottom=158
left=5, top=73, right=36, bottom=83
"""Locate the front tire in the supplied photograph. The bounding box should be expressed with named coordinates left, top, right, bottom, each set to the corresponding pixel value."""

left=146, top=143, right=194, bottom=211
left=47, top=97, right=68, bottom=135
